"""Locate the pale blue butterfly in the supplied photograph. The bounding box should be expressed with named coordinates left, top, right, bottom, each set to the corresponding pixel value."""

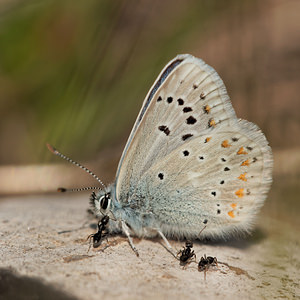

left=48, top=54, right=273, bottom=256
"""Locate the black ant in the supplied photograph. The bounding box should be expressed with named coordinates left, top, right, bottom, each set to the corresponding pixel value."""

left=87, top=215, right=109, bottom=251
left=198, top=254, right=218, bottom=280
left=177, top=240, right=196, bottom=266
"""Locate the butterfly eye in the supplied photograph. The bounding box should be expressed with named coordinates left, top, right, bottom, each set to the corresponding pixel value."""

left=100, top=193, right=111, bottom=210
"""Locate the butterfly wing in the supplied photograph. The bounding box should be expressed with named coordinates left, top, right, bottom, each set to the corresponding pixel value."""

left=115, top=54, right=272, bottom=238
left=116, top=54, right=236, bottom=194
left=115, top=55, right=188, bottom=180
left=134, top=120, right=272, bottom=239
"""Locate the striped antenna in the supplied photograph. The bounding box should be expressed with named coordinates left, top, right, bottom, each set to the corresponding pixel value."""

left=47, top=143, right=106, bottom=189
left=58, top=187, right=103, bottom=193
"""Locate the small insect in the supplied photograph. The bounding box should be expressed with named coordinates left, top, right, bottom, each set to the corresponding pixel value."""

left=48, top=54, right=273, bottom=257
left=198, top=254, right=218, bottom=280
left=87, top=215, right=110, bottom=250
left=177, top=240, right=196, bottom=266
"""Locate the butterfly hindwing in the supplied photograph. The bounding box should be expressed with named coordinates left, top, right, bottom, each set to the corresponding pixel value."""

left=135, top=120, right=272, bottom=238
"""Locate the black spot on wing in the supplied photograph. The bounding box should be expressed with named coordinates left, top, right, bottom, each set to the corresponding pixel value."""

left=177, top=98, right=184, bottom=105
left=182, top=134, right=193, bottom=141
left=183, top=150, right=189, bottom=156
left=183, top=107, right=192, bottom=113
left=186, top=116, right=197, bottom=125
left=167, top=97, right=173, bottom=103
left=158, top=125, right=170, bottom=136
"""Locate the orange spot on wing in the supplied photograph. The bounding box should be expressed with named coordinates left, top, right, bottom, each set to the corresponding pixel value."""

left=228, top=211, right=235, bottom=218
left=237, top=147, right=248, bottom=155
left=208, top=119, right=216, bottom=128
left=241, top=159, right=250, bottom=166
left=231, top=203, right=237, bottom=209
left=238, top=173, right=247, bottom=181
left=235, top=188, right=244, bottom=198
left=204, top=105, right=211, bottom=113
left=221, top=140, right=232, bottom=148
left=205, top=137, right=211, bottom=143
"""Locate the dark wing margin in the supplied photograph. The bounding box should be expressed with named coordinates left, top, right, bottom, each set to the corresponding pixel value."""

left=115, top=55, right=187, bottom=183
left=138, top=58, right=184, bottom=122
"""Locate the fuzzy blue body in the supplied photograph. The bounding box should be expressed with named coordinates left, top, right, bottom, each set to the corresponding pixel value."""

left=93, top=185, right=162, bottom=238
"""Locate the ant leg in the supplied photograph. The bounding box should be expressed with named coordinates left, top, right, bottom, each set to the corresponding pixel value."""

left=193, top=254, right=197, bottom=263
left=176, top=249, right=183, bottom=260
left=121, top=221, right=139, bottom=257
left=102, top=232, right=109, bottom=244
left=214, top=257, right=218, bottom=267
left=86, top=234, right=93, bottom=253
left=87, top=243, right=92, bottom=253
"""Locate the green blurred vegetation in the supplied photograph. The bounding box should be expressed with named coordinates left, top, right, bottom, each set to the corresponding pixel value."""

left=0, top=0, right=298, bottom=165
left=0, top=0, right=231, bottom=164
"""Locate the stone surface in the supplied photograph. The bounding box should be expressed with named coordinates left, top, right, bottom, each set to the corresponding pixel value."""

left=0, top=194, right=299, bottom=300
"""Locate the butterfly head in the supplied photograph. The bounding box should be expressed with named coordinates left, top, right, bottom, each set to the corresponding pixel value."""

left=91, top=191, right=111, bottom=214
left=89, top=186, right=117, bottom=221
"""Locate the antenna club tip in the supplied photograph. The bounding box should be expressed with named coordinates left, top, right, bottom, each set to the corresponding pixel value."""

left=57, top=187, right=67, bottom=192
left=46, top=143, right=58, bottom=154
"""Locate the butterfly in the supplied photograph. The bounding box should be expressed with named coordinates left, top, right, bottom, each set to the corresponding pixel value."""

left=48, top=54, right=273, bottom=256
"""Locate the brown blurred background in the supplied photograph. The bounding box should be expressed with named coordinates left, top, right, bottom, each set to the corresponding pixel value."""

left=0, top=0, right=299, bottom=195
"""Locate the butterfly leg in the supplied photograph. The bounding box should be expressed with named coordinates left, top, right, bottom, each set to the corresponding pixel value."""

left=121, top=221, right=139, bottom=257
left=157, top=230, right=176, bottom=257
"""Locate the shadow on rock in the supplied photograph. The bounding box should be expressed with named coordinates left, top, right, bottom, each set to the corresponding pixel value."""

left=0, top=268, right=78, bottom=300
left=192, top=226, right=267, bottom=249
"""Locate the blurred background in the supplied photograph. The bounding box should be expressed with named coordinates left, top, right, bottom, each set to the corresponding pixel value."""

left=0, top=0, right=299, bottom=209
left=1, top=2, right=299, bottom=297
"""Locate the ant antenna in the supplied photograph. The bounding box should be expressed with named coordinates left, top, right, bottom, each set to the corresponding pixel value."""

left=47, top=143, right=106, bottom=189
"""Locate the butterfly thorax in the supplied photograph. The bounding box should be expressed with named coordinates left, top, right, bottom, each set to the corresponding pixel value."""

left=90, top=184, right=158, bottom=238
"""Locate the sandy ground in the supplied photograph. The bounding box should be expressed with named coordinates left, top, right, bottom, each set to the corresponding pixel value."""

left=0, top=194, right=299, bottom=300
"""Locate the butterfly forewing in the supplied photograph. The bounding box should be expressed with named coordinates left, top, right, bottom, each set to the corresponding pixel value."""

left=116, top=55, right=236, bottom=194
left=115, top=56, right=186, bottom=180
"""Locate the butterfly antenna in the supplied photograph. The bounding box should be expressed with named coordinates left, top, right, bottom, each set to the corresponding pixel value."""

left=57, top=187, right=103, bottom=193
left=47, top=143, right=106, bottom=189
